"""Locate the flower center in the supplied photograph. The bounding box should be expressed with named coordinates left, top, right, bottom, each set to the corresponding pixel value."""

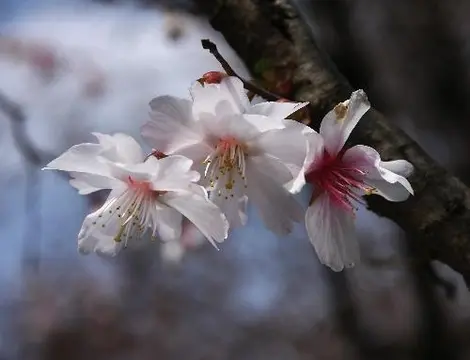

left=91, top=177, right=164, bottom=245
left=127, top=176, right=153, bottom=195
left=305, top=150, right=373, bottom=212
left=203, top=136, right=247, bottom=198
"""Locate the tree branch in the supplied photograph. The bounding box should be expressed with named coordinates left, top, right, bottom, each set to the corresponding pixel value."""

left=197, top=0, right=470, bottom=285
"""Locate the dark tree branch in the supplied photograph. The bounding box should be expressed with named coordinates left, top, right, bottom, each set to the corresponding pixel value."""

left=195, top=0, right=470, bottom=285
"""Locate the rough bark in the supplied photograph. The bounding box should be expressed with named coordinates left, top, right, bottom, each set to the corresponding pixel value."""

left=199, top=0, right=470, bottom=284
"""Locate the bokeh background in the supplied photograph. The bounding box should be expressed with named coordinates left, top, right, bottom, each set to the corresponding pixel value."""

left=1, top=0, right=470, bottom=359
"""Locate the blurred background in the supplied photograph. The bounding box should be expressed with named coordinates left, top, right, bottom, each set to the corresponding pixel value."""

left=1, top=0, right=470, bottom=359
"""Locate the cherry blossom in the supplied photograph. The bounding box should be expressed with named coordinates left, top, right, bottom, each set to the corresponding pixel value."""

left=142, top=76, right=309, bottom=235
left=44, top=133, right=228, bottom=256
left=290, top=90, right=414, bottom=271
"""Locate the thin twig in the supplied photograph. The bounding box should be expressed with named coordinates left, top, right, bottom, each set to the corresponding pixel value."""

left=201, top=39, right=282, bottom=101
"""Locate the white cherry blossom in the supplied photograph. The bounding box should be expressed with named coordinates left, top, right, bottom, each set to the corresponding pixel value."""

left=142, top=76, right=309, bottom=235
left=44, top=133, right=229, bottom=256
left=290, top=90, right=414, bottom=271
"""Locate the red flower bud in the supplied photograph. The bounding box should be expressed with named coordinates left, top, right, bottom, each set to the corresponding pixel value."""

left=151, top=150, right=168, bottom=159
left=198, top=71, right=227, bottom=85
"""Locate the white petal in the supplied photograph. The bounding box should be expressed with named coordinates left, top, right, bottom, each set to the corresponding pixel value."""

left=174, top=142, right=213, bottom=174
left=69, top=172, right=122, bottom=194
left=198, top=113, right=264, bottom=142
left=343, top=145, right=414, bottom=201
left=191, top=76, right=249, bottom=118
left=211, top=189, right=248, bottom=228
left=152, top=202, right=183, bottom=242
left=381, top=159, right=414, bottom=178
left=248, top=119, right=310, bottom=168
left=44, top=143, right=109, bottom=175
left=247, top=101, right=309, bottom=120
left=149, top=155, right=201, bottom=191
left=77, top=201, right=123, bottom=256
left=305, top=193, right=359, bottom=271
left=92, top=132, right=145, bottom=164
left=245, top=155, right=303, bottom=235
left=161, top=188, right=229, bottom=247
left=219, top=76, right=250, bottom=113
left=287, top=130, right=324, bottom=194
left=142, top=95, right=203, bottom=153
left=320, top=89, right=370, bottom=156
left=241, top=114, right=286, bottom=133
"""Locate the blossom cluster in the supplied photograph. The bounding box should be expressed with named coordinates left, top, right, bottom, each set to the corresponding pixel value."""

left=45, top=75, right=414, bottom=271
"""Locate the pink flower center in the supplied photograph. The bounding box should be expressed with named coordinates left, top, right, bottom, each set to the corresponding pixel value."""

left=126, top=176, right=166, bottom=197
left=305, top=150, right=371, bottom=212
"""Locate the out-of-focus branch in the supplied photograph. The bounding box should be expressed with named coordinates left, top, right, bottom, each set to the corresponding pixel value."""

left=195, top=0, right=470, bottom=285
left=0, top=92, right=47, bottom=165
left=0, top=91, right=47, bottom=273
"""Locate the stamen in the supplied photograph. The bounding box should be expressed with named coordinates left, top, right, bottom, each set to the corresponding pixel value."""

left=203, top=137, right=247, bottom=196
left=305, top=150, right=372, bottom=212
left=90, top=176, right=165, bottom=244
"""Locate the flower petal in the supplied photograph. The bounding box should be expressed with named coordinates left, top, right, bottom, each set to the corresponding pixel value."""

left=69, top=172, right=122, bottom=194
left=142, top=95, right=204, bottom=153
left=161, top=187, right=229, bottom=247
left=320, top=90, right=370, bottom=156
left=149, top=155, right=201, bottom=191
left=152, top=202, right=183, bottom=242
left=211, top=188, right=248, bottom=228
left=78, top=202, right=123, bottom=257
left=305, top=193, right=359, bottom=271
left=248, top=119, right=310, bottom=167
left=191, top=76, right=249, bottom=118
left=247, top=101, right=309, bottom=120
left=198, top=113, right=264, bottom=142
left=44, top=143, right=109, bottom=175
left=245, top=155, right=303, bottom=235
left=286, top=130, right=324, bottom=194
left=342, top=145, right=414, bottom=201
left=92, top=132, right=145, bottom=164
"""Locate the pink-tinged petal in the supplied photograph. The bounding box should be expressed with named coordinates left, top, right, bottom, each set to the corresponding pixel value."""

left=161, top=188, right=229, bottom=248
left=305, top=192, right=359, bottom=271
left=142, top=95, right=204, bottom=153
left=247, top=101, right=309, bottom=120
left=342, top=145, right=414, bottom=201
left=245, top=155, right=303, bottom=236
left=320, top=90, right=370, bottom=156
left=92, top=132, right=144, bottom=164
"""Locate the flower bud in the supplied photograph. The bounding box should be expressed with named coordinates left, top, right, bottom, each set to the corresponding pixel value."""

left=198, top=71, right=227, bottom=85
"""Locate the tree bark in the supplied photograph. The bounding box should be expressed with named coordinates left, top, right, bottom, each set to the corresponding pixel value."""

left=198, top=0, right=470, bottom=284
